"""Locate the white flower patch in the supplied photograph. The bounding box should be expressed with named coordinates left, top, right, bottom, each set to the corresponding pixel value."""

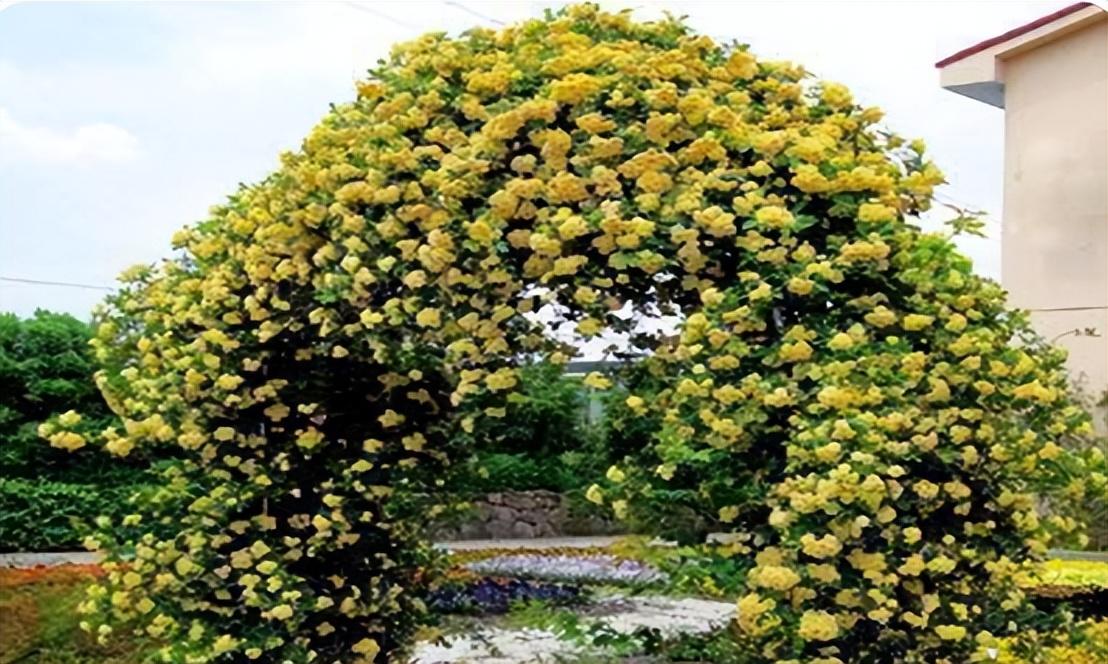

left=411, top=595, right=734, bottom=663
left=463, top=554, right=667, bottom=585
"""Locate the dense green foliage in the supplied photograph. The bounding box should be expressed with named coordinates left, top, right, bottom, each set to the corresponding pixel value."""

left=471, top=362, right=590, bottom=457
left=0, top=479, right=137, bottom=553
left=0, top=311, right=113, bottom=479
left=457, top=361, right=608, bottom=494
left=0, top=311, right=149, bottom=551
left=461, top=452, right=595, bottom=493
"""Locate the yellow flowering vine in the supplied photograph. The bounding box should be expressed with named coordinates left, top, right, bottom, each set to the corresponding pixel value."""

left=41, top=4, right=1106, bottom=663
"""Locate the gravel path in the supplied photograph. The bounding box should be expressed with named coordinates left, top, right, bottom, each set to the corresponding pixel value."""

left=0, top=551, right=99, bottom=568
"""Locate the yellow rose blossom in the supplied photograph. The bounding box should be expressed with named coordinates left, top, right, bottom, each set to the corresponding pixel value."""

left=857, top=202, right=897, bottom=223
left=827, top=332, right=854, bottom=350
left=212, top=634, right=238, bottom=655
left=484, top=369, right=518, bottom=391
left=270, top=604, right=294, bottom=621
left=839, top=240, right=890, bottom=263
left=800, top=533, right=843, bottom=559
left=351, top=638, right=380, bottom=658
left=798, top=610, right=840, bottom=641
left=576, top=317, right=604, bottom=336
left=636, top=170, right=673, bottom=194
left=736, top=592, right=775, bottom=635
left=49, top=430, right=86, bottom=451
left=549, top=73, right=603, bottom=105
left=655, top=463, right=676, bottom=480
left=754, top=205, right=795, bottom=229
left=753, top=565, right=801, bottom=591
left=415, top=308, right=441, bottom=328
left=820, top=82, right=853, bottom=108
left=57, top=410, right=82, bottom=427
left=763, top=387, right=793, bottom=407
left=864, top=305, right=897, bottom=327
left=1013, top=379, right=1057, bottom=403
left=902, top=314, right=935, bottom=331
left=779, top=340, right=813, bottom=363
left=935, top=625, right=967, bottom=641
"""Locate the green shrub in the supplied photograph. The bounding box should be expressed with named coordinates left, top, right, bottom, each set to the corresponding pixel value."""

left=472, top=361, right=591, bottom=457
left=0, top=311, right=116, bottom=479
left=461, top=451, right=601, bottom=494
left=0, top=478, right=147, bottom=552
left=1060, top=385, right=1108, bottom=551
left=595, top=361, right=667, bottom=463
left=450, top=360, right=608, bottom=495
left=0, top=310, right=157, bottom=552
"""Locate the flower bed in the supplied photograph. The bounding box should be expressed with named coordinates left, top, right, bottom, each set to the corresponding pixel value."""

left=463, top=553, right=667, bottom=586
left=428, top=577, right=583, bottom=615
left=2, top=556, right=1106, bottom=663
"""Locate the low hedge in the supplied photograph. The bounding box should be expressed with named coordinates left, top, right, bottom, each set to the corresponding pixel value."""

left=0, top=478, right=148, bottom=552
left=461, top=452, right=603, bottom=495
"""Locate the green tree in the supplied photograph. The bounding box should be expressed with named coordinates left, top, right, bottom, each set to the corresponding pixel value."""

left=0, top=310, right=156, bottom=551
left=0, top=310, right=117, bottom=480
left=453, top=360, right=609, bottom=493
left=483, top=361, right=589, bottom=457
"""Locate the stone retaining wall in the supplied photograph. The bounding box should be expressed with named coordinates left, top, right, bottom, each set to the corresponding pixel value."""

left=433, top=490, right=622, bottom=540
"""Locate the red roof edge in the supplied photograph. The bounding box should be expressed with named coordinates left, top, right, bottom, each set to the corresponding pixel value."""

left=934, top=2, right=1101, bottom=68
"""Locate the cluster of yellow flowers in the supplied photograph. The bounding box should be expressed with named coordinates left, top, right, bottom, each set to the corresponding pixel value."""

left=42, top=4, right=1106, bottom=663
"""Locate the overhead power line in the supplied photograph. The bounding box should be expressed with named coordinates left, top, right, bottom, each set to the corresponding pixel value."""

left=0, top=276, right=114, bottom=291
left=341, top=1, right=423, bottom=30
left=443, top=1, right=506, bottom=25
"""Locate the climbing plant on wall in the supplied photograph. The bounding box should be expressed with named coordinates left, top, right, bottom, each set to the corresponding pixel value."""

left=44, top=4, right=1106, bottom=663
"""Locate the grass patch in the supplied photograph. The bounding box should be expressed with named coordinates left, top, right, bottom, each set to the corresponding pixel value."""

left=0, top=566, right=149, bottom=664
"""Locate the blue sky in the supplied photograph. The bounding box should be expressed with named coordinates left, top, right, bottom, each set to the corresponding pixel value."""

left=0, top=0, right=1068, bottom=319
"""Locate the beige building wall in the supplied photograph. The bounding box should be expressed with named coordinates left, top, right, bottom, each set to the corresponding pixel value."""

left=1001, top=18, right=1108, bottom=421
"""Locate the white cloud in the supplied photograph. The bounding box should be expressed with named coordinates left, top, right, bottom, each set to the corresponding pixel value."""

left=0, top=108, right=139, bottom=164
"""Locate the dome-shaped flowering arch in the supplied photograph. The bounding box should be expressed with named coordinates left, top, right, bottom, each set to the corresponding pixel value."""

left=46, top=4, right=1105, bottom=663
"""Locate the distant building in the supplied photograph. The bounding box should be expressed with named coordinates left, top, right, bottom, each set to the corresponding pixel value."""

left=937, top=2, right=1108, bottom=423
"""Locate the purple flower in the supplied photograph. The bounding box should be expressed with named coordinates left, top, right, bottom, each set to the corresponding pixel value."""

left=429, top=577, right=582, bottom=614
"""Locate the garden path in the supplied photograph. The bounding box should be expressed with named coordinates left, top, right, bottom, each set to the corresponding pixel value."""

left=0, top=536, right=623, bottom=568
left=5, top=537, right=1104, bottom=567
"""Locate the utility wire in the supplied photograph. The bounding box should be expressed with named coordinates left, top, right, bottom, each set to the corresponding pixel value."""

left=340, top=1, right=422, bottom=30
left=443, top=1, right=506, bottom=25
left=0, top=276, right=114, bottom=291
